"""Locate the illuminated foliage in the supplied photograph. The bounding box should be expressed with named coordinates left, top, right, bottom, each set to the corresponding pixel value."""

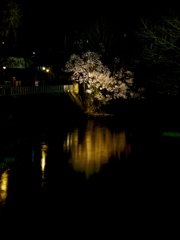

left=64, top=51, right=145, bottom=113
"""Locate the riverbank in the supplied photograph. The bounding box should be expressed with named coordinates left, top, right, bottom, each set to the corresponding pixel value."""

left=1, top=94, right=180, bottom=173
left=1, top=94, right=180, bottom=132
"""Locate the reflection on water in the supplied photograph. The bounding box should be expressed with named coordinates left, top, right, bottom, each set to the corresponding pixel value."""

left=0, top=169, right=9, bottom=206
left=0, top=112, right=179, bottom=232
left=41, top=142, right=48, bottom=187
left=63, top=119, right=131, bottom=178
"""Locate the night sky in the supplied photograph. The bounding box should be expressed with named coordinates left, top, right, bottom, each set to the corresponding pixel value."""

left=17, top=1, right=179, bottom=55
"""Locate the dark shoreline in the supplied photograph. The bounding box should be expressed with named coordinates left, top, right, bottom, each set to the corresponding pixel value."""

left=1, top=94, right=180, bottom=130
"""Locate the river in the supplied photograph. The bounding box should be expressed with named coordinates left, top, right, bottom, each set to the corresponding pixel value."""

left=0, top=95, right=179, bottom=237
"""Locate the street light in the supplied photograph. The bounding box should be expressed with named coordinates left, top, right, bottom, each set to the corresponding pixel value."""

left=2, top=66, right=6, bottom=83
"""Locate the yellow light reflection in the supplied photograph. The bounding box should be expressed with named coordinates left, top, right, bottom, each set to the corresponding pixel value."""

left=41, top=143, right=48, bottom=187
left=63, top=120, right=131, bottom=178
left=0, top=170, right=9, bottom=205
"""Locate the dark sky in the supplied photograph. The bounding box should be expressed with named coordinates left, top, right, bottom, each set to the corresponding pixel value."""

left=18, top=1, right=180, bottom=52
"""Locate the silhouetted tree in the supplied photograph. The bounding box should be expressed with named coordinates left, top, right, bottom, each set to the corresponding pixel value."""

left=0, top=0, right=22, bottom=45
left=136, top=10, right=180, bottom=95
left=73, top=14, right=122, bottom=65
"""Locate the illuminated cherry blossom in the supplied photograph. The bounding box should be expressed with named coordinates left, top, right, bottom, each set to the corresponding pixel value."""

left=64, top=51, right=145, bottom=113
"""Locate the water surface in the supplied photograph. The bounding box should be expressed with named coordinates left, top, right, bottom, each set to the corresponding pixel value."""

left=0, top=98, right=179, bottom=236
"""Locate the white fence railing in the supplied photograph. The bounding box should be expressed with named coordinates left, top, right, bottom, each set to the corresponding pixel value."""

left=0, top=85, right=74, bottom=96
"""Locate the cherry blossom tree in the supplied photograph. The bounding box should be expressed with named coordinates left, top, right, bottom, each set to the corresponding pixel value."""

left=64, top=51, right=145, bottom=114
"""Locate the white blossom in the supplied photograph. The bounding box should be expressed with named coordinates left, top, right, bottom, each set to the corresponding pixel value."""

left=64, top=51, right=145, bottom=105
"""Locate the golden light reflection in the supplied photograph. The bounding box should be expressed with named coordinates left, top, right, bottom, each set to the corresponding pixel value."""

left=41, top=142, right=48, bottom=187
left=63, top=120, right=131, bottom=178
left=0, top=170, right=9, bottom=205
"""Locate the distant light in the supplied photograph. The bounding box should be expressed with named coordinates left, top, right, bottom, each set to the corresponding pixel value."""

left=42, top=66, right=46, bottom=70
left=33, top=52, right=35, bottom=55
left=2, top=42, right=4, bottom=44
left=3, top=66, right=6, bottom=69
left=46, top=69, right=49, bottom=72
